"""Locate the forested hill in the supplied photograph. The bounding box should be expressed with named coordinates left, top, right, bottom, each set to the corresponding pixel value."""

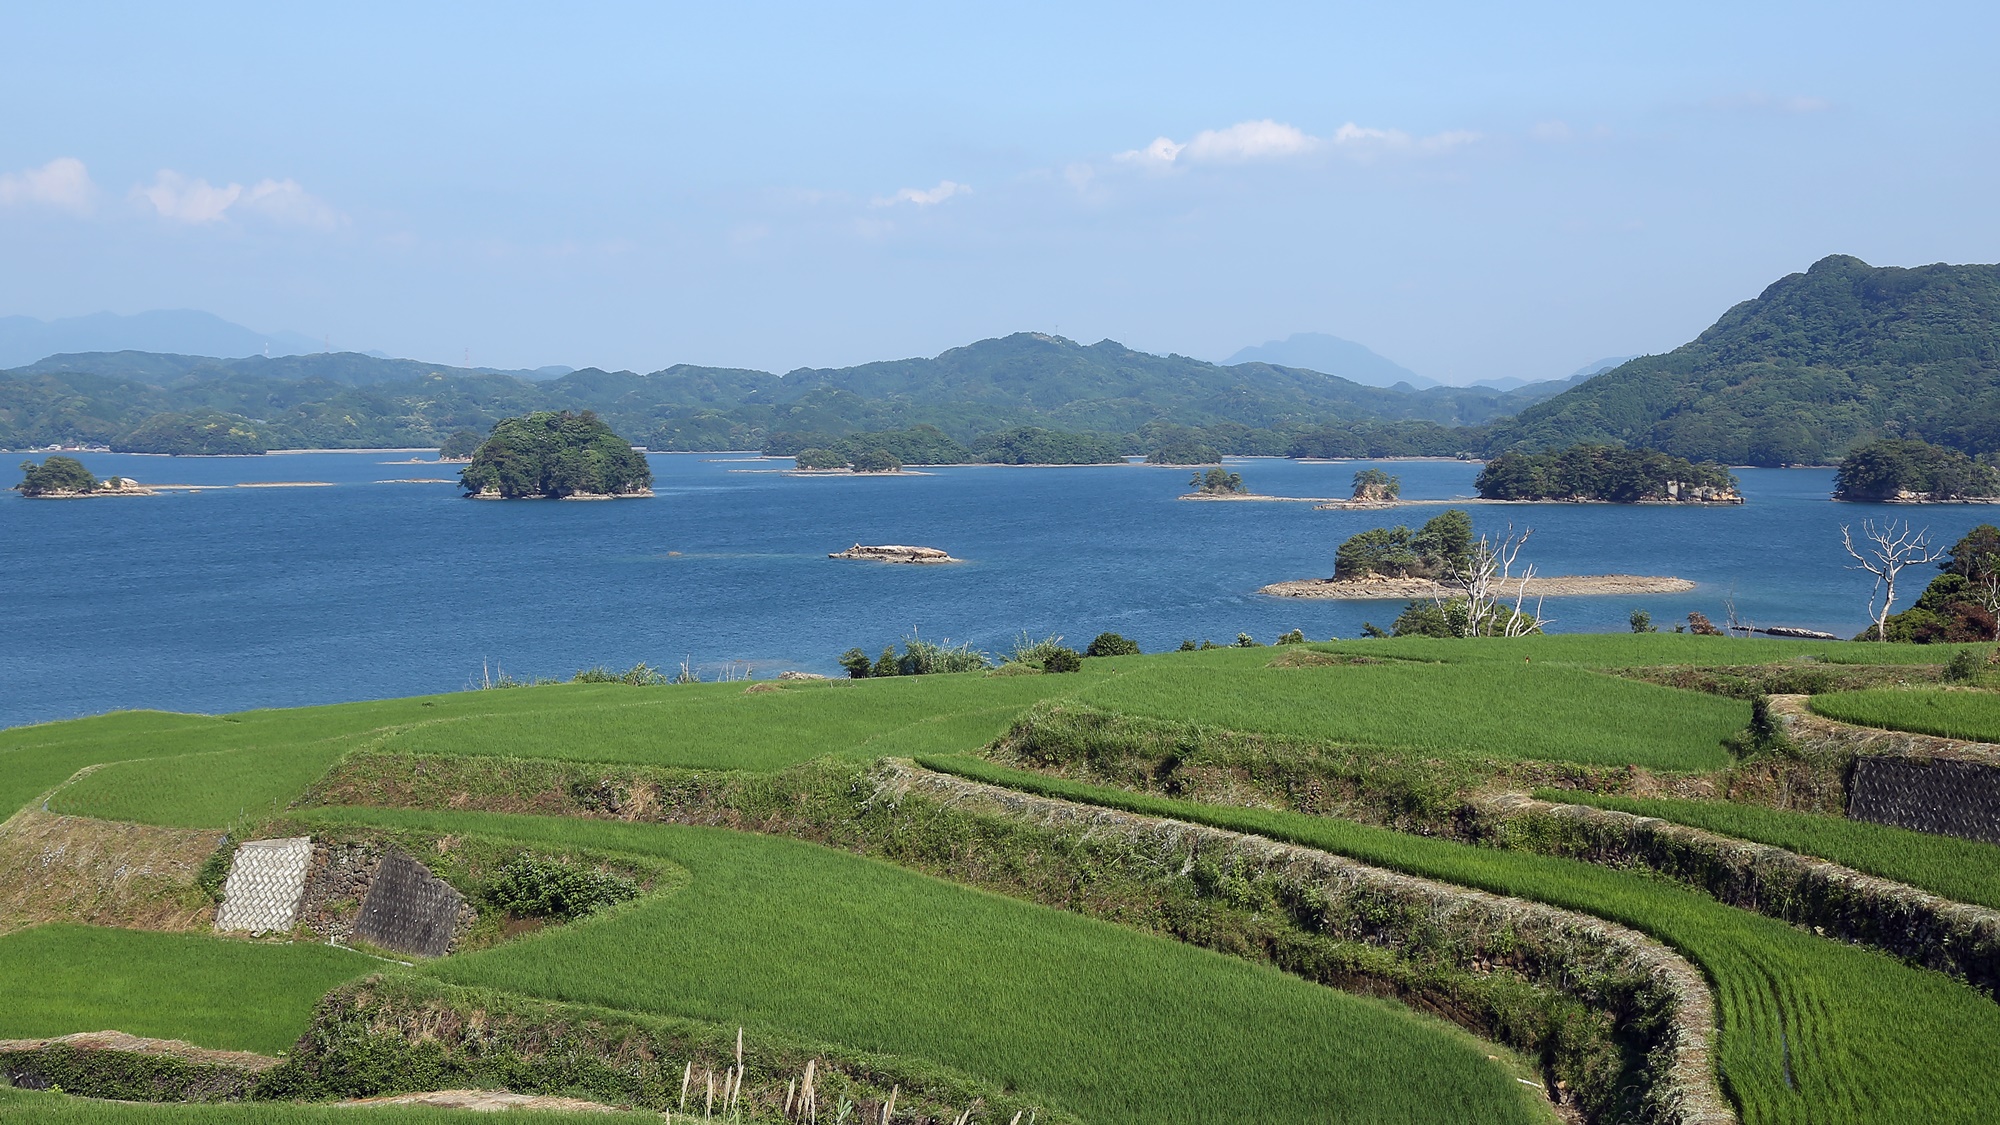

left=1487, top=256, right=2000, bottom=465
left=0, top=332, right=1567, bottom=453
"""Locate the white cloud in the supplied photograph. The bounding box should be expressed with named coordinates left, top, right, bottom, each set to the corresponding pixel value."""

left=134, top=170, right=341, bottom=227
left=1530, top=120, right=1574, bottom=142
left=1116, top=118, right=1477, bottom=168
left=0, top=157, right=97, bottom=214
left=875, top=179, right=971, bottom=207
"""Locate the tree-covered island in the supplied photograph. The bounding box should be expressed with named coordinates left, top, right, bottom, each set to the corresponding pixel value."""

left=458, top=411, right=653, bottom=499
left=15, top=455, right=149, bottom=497
left=1476, top=444, right=1740, bottom=502
left=1833, top=438, right=2000, bottom=502
left=1334, top=509, right=1473, bottom=579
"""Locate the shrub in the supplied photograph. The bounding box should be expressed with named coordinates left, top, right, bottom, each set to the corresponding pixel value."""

left=872, top=647, right=901, bottom=677
left=1687, top=611, right=1725, bottom=636
left=1041, top=647, right=1083, bottom=673
left=795, top=447, right=846, bottom=470
left=899, top=636, right=992, bottom=675
left=1629, top=610, right=1656, bottom=633
left=1009, top=633, right=1072, bottom=668
left=1945, top=648, right=1984, bottom=684
left=1276, top=629, right=1307, bottom=645
left=485, top=854, right=641, bottom=921
left=1235, top=633, right=1263, bottom=648
left=839, top=648, right=873, bottom=678
left=1085, top=632, right=1142, bottom=657
left=573, top=662, right=670, bottom=686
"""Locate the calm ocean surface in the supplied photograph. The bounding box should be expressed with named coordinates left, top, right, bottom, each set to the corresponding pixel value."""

left=3, top=452, right=1990, bottom=729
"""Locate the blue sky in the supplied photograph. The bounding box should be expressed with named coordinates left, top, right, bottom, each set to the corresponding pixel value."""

left=3, top=1, right=1996, bottom=381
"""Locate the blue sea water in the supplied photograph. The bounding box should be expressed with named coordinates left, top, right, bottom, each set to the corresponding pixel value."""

left=2, top=452, right=1990, bottom=729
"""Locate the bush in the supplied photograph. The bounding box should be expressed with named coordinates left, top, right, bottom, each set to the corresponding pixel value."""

left=872, top=647, right=901, bottom=677
left=899, top=636, right=991, bottom=674
left=1009, top=633, right=1072, bottom=669
left=1945, top=648, right=1984, bottom=684
left=1276, top=629, right=1306, bottom=645
left=1629, top=610, right=1656, bottom=634
left=1235, top=633, right=1262, bottom=648
left=795, top=447, right=846, bottom=470
left=573, top=662, right=670, bottom=685
left=1041, top=647, right=1083, bottom=673
left=485, top=854, right=641, bottom=921
left=1085, top=632, right=1142, bottom=657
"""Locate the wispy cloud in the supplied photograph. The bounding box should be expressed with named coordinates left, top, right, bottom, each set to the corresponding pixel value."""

left=1115, top=118, right=1477, bottom=168
left=134, top=170, right=342, bottom=228
left=874, top=179, right=971, bottom=207
left=0, top=157, right=97, bottom=214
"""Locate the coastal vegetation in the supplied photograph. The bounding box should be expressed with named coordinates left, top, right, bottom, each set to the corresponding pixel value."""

left=1864, top=525, right=2000, bottom=641
left=436, top=429, right=481, bottom=460
left=112, top=410, right=268, bottom=455
left=1334, top=509, right=1472, bottom=579
left=1833, top=437, right=2000, bottom=501
left=16, top=455, right=101, bottom=496
left=1147, top=436, right=1221, bottom=464
left=1475, top=444, right=1739, bottom=502
left=1187, top=466, right=1246, bottom=494
left=1351, top=467, right=1399, bottom=500
left=457, top=411, right=651, bottom=499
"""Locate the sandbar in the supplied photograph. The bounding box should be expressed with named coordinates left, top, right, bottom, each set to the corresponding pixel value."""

left=1260, top=574, right=1697, bottom=600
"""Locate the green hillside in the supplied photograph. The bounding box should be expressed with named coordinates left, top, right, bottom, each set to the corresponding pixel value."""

left=0, top=333, right=1556, bottom=454
left=1490, top=255, right=2000, bottom=464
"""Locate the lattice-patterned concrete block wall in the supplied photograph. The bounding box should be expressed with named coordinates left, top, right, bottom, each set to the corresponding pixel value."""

left=353, top=848, right=469, bottom=957
left=213, top=838, right=312, bottom=932
left=1850, top=757, right=2000, bottom=844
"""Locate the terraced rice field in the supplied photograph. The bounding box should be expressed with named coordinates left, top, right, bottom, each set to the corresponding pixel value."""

left=1812, top=687, right=2000, bottom=743
left=924, top=755, right=2000, bottom=1125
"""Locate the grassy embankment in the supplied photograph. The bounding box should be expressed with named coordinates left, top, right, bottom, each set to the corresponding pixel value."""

left=921, top=754, right=2000, bottom=1125
left=1538, top=791, right=2000, bottom=911
left=1812, top=686, right=2000, bottom=742
left=0, top=1087, right=620, bottom=1123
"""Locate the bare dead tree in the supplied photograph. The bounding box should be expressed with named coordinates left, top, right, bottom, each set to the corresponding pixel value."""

left=1841, top=519, right=1946, bottom=641
left=1438, top=524, right=1550, bottom=637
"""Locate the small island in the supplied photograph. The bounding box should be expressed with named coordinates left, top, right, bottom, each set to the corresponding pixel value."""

left=459, top=411, right=653, bottom=499
left=1258, top=507, right=1694, bottom=598
left=1476, top=444, right=1742, bottom=503
left=1186, top=467, right=1247, bottom=495
left=15, top=456, right=153, bottom=498
left=1833, top=438, right=2000, bottom=503
left=828, top=544, right=962, bottom=564
left=794, top=448, right=904, bottom=473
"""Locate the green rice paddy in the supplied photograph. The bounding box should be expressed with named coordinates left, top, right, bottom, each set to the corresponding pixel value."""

left=1812, top=687, right=2000, bottom=742
left=0, top=925, right=373, bottom=1055
left=923, top=755, right=2000, bottom=1125
left=302, top=805, right=1550, bottom=1125
left=1537, top=791, right=2000, bottom=911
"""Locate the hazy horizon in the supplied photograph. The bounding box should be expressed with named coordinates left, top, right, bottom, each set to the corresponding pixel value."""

left=5, top=2, right=1995, bottom=383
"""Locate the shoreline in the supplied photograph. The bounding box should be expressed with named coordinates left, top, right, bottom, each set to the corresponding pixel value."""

left=1260, top=574, right=1698, bottom=600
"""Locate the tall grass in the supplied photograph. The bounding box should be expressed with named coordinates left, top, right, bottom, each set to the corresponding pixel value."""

left=306, top=806, right=1550, bottom=1125
left=0, top=925, right=371, bottom=1055
left=1077, top=648, right=1747, bottom=769
left=1811, top=687, right=2000, bottom=742
left=922, top=756, right=2000, bottom=1125
left=1541, top=791, right=2000, bottom=912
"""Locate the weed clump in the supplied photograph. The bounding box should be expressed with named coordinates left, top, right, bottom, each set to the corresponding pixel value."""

left=485, top=854, right=641, bottom=921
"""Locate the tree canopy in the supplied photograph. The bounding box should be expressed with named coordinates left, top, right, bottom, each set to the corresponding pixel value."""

left=1476, top=444, right=1738, bottom=502
left=458, top=411, right=652, bottom=499
left=16, top=455, right=99, bottom=496
left=1833, top=438, right=2000, bottom=501
left=1334, top=509, right=1473, bottom=579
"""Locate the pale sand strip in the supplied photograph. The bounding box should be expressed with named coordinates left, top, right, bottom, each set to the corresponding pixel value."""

left=1261, top=574, right=1696, bottom=599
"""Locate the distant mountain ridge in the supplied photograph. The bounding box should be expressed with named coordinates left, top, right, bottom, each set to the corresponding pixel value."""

left=0, top=332, right=1570, bottom=454
left=0, top=311, right=328, bottom=369
left=1224, top=333, right=1436, bottom=389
